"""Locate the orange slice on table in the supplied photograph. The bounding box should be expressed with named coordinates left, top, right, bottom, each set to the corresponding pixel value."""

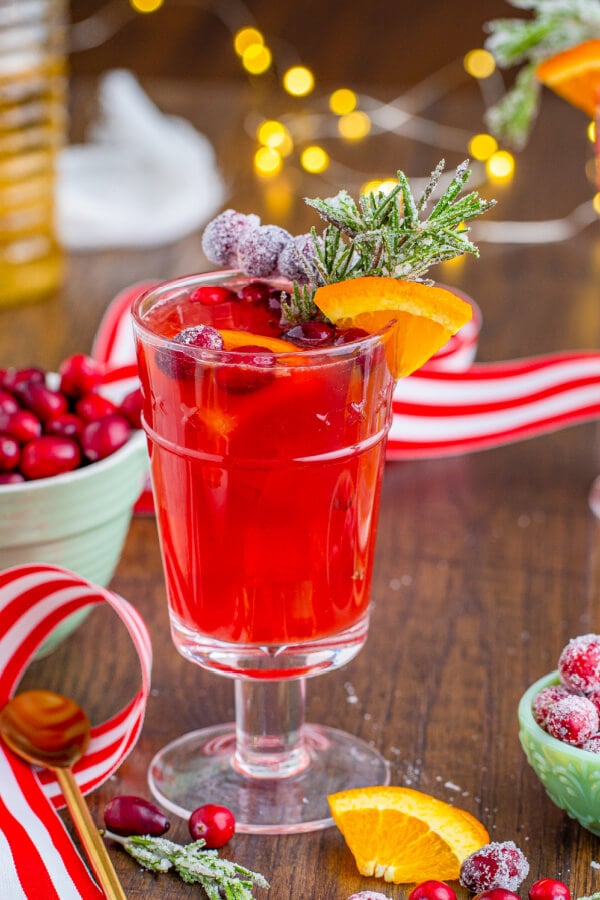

left=313, top=276, right=472, bottom=378
left=328, top=785, right=489, bottom=884
left=536, top=39, right=600, bottom=118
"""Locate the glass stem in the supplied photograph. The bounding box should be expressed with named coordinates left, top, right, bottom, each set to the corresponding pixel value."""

left=233, top=677, right=311, bottom=778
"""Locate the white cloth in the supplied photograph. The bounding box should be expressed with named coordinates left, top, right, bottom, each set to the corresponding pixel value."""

left=57, top=69, right=226, bottom=249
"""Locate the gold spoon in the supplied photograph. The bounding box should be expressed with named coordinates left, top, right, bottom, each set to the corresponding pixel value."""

left=0, top=689, right=127, bottom=900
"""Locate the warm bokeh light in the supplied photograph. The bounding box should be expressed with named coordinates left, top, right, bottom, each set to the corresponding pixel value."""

left=130, top=0, right=163, bottom=11
left=256, top=120, right=294, bottom=156
left=254, top=146, right=282, bottom=177
left=242, top=43, right=272, bottom=74
left=360, top=178, right=398, bottom=195
left=464, top=48, right=496, bottom=79
left=486, top=150, right=515, bottom=181
left=329, top=88, right=358, bottom=116
left=234, top=26, right=264, bottom=56
left=589, top=120, right=597, bottom=143
left=468, top=132, right=498, bottom=161
left=594, top=192, right=600, bottom=215
left=338, top=110, right=371, bottom=141
left=300, top=145, right=329, bottom=173
left=283, top=66, right=315, bottom=97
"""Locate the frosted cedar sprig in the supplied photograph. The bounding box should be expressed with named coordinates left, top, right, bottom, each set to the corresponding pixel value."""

left=483, top=0, right=600, bottom=148
left=304, top=159, right=495, bottom=286
left=104, top=831, right=269, bottom=898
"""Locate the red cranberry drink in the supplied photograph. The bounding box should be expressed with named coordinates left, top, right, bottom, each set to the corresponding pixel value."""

left=133, top=271, right=395, bottom=677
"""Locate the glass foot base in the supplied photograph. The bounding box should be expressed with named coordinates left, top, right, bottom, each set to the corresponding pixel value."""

left=148, top=722, right=390, bottom=834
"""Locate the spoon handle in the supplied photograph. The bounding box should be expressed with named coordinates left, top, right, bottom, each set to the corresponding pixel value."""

left=56, top=768, right=127, bottom=900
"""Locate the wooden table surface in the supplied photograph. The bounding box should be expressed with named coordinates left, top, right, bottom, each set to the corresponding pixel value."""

left=4, top=2, right=600, bottom=897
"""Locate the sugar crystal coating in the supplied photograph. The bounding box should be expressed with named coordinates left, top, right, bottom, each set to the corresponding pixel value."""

left=237, top=224, right=292, bottom=278
left=201, top=209, right=260, bottom=267
left=545, top=694, right=599, bottom=745
left=459, top=841, right=529, bottom=892
left=558, top=633, right=600, bottom=693
left=277, top=232, right=321, bottom=283
left=532, top=685, right=572, bottom=727
left=581, top=733, right=600, bottom=753
left=346, top=893, right=393, bottom=900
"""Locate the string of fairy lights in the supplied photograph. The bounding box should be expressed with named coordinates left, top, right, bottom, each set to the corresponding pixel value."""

left=72, top=0, right=600, bottom=232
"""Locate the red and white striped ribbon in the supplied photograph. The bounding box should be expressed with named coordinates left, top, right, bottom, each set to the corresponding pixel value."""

left=0, top=564, right=152, bottom=899
left=93, top=280, right=600, bottom=473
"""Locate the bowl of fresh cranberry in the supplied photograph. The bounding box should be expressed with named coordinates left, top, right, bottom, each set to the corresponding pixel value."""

left=518, top=634, right=600, bottom=836
left=0, top=354, right=148, bottom=654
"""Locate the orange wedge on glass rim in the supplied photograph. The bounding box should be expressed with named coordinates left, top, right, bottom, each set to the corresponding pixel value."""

left=313, top=276, right=472, bottom=378
left=536, top=39, right=600, bottom=118
left=328, top=785, right=489, bottom=884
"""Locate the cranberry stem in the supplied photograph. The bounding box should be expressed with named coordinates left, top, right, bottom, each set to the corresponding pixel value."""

left=232, top=678, right=310, bottom=778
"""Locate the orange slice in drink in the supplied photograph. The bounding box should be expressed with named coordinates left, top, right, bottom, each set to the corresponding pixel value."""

left=313, top=276, right=472, bottom=378
left=328, top=785, right=489, bottom=884
left=218, top=329, right=298, bottom=353
left=536, top=39, right=600, bottom=118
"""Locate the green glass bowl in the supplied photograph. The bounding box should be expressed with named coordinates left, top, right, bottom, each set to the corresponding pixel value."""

left=518, top=671, right=600, bottom=835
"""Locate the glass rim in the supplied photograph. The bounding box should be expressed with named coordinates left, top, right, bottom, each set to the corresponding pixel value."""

left=131, top=269, right=396, bottom=364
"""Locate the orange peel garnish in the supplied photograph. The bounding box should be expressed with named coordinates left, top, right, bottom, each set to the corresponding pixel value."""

left=218, top=329, right=298, bottom=353
left=536, top=39, right=600, bottom=118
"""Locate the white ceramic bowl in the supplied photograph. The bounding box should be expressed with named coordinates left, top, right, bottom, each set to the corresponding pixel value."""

left=0, top=426, right=148, bottom=654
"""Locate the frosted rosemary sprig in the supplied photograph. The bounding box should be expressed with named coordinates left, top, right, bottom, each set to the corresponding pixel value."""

left=304, top=159, right=495, bottom=286
left=483, top=0, right=600, bottom=148
left=105, top=831, right=269, bottom=898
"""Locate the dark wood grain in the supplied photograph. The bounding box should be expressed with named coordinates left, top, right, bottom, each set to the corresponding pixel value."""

left=4, top=2, right=600, bottom=898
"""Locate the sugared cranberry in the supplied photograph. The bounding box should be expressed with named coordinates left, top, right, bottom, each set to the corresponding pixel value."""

left=0, top=390, right=19, bottom=415
left=215, top=345, right=276, bottom=394
left=238, top=280, right=271, bottom=304
left=459, top=841, right=529, bottom=893
left=59, top=353, right=105, bottom=398
left=201, top=209, right=260, bottom=267
left=45, top=412, right=84, bottom=440
left=532, top=685, right=572, bottom=727
left=173, top=325, right=225, bottom=350
left=582, top=733, right=600, bottom=753
left=528, top=877, right=571, bottom=900
left=284, top=321, right=335, bottom=347
left=545, top=694, right=599, bottom=745
left=559, top=634, right=600, bottom=693
left=119, top=388, right=143, bottom=429
left=16, top=382, right=68, bottom=422
left=20, top=436, right=81, bottom=480
left=346, top=893, right=393, bottom=900
left=75, top=392, right=118, bottom=423
left=189, top=285, right=238, bottom=306
left=81, top=415, right=131, bottom=462
left=237, top=224, right=291, bottom=278
left=188, top=803, right=235, bottom=849
left=408, top=881, right=457, bottom=900
left=0, top=435, right=20, bottom=471
left=1, top=367, right=45, bottom=390
left=0, top=471, right=25, bottom=484
left=277, top=232, right=320, bottom=283
left=0, top=409, right=42, bottom=443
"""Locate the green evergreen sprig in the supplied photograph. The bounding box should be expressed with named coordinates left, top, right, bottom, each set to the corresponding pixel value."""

left=105, top=831, right=269, bottom=899
left=483, top=0, right=600, bottom=148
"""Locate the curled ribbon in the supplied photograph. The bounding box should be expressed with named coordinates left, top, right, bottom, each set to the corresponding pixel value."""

left=0, top=564, right=152, bottom=899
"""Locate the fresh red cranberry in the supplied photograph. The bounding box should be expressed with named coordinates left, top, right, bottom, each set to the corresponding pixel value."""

left=0, top=435, right=20, bottom=471
left=188, top=804, right=235, bottom=849
left=0, top=390, right=19, bottom=415
left=20, top=436, right=81, bottom=480
left=16, top=382, right=68, bottom=422
left=75, top=392, right=118, bottom=423
left=0, top=409, right=42, bottom=443
left=59, top=353, right=105, bottom=398
left=45, top=412, right=84, bottom=440
left=104, top=795, right=170, bottom=837
left=267, top=289, right=283, bottom=313
left=189, top=285, right=237, bottom=305
left=474, top=891, right=521, bottom=900
left=528, top=878, right=571, bottom=900
left=532, top=685, right=572, bottom=727
left=119, top=387, right=143, bottom=429
left=545, top=694, right=599, bottom=745
left=334, top=326, right=370, bottom=345
left=408, top=881, right=457, bottom=900
left=459, top=841, right=529, bottom=893
left=81, top=414, right=131, bottom=462
left=559, top=633, right=600, bottom=692
left=284, top=321, right=335, bottom=347
left=0, top=471, right=25, bottom=484
left=238, top=280, right=271, bottom=303
left=1, top=367, right=45, bottom=391
left=215, top=345, right=276, bottom=394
